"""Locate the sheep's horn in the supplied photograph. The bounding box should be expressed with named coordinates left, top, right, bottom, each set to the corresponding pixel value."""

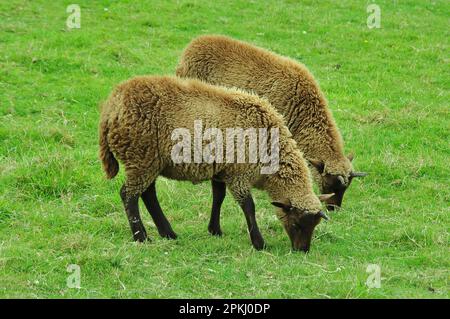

left=318, top=211, right=329, bottom=220
left=351, top=171, right=368, bottom=177
left=337, top=175, right=345, bottom=185
left=318, top=193, right=335, bottom=202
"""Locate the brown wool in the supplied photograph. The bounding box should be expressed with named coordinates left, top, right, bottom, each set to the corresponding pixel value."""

left=176, top=35, right=354, bottom=189
left=99, top=75, right=321, bottom=212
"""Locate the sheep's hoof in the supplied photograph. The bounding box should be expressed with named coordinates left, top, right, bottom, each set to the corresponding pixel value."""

left=251, top=237, right=266, bottom=251
left=253, top=242, right=266, bottom=251
left=208, top=226, right=223, bottom=237
left=160, top=230, right=177, bottom=240
left=133, top=232, right=149, bottom=243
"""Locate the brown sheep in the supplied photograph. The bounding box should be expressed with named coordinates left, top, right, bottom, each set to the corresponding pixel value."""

left=99, top=75, right=332, bottom=251
left=176, top=35, right=367, bottom=212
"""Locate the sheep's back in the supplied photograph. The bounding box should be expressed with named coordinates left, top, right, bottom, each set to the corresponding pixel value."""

left=103, top=76, right=291, bottom=182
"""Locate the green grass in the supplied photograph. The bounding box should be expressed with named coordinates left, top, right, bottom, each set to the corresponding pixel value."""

left=0, top=0, right=448, bottom=298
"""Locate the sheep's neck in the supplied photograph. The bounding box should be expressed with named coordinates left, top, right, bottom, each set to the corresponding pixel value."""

left=261, top=149, right=313, bottom=203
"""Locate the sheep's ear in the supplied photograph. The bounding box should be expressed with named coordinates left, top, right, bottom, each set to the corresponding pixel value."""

left=271, top=202, right=293, bottom=213
left=318, top=193, right=335, bottom=202
left=347, top=153, right=354, bottom=162
left=308, top=159, right=325, bottom=174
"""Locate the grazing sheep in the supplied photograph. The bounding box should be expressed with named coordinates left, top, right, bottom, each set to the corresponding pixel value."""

left=176, top=35, right=367, bottom=212
left=99, top=75, right=331, bottom=251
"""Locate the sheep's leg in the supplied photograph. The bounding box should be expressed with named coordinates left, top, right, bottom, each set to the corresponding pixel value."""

left=141, top=182, right=177, bottom=239
left=120, top=184, right=148, bottom=242
left=237, top=194, right=265, bottom=250
left=208, top=179, right=226, bottom=236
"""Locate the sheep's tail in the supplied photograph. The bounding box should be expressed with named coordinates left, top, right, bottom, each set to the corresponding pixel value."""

left=99, top=118, right=119, bottom=179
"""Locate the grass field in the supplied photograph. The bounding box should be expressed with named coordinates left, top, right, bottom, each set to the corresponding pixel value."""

left=0, top=0, right=448, bottom=298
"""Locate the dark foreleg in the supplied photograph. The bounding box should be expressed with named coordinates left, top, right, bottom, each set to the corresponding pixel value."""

left=238, top=194, right=265, bottom=250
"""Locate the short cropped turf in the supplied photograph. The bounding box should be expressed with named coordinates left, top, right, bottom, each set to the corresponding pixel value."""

left=0, top=0, right=448, bottom=298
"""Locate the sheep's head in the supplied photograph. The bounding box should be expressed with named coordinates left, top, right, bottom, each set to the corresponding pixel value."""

left=272, top=195, right=332, bottom=252
left=309, top=154, right=367, bottom=211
